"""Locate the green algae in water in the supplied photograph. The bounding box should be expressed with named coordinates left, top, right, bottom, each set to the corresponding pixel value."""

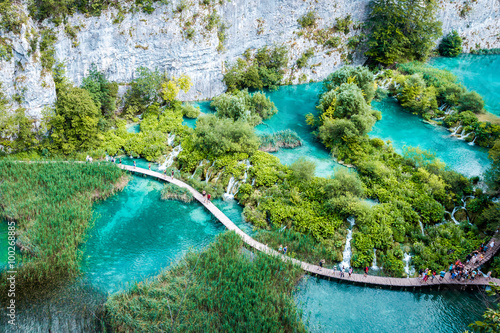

left=295, top=276, right=489, bottom=333
left=370, top=98, right=490, bottom=178
left=429, top=54, right=500, bottom=116
left=81, top=175, right=253, bottom=293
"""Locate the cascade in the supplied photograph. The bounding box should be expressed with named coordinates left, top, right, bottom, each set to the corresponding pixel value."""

left=439, top=104, right=447, bottom=111
left=340, top=217, right=356, bottom=269
left=371, top=249, right=379, bottom=270
left=419, top=220, right=425, bottom=236
left=458, top=131, right=473, bottom=140
left=450, top=125, right=462, bottom=136
left=190, top=161, right=203, bottom=179
left=223, top=176, right=237, bottom=200
left=205, top=161, right=215, bottom=183
left=434, top=116, right=446, bottom=121
left=251, top=178, right=256, bottom=186
left=403, top=253, right=414, bottom=278
left=468, top=137, right=477, bottom=146
left=167, top=134, right=175, bottom=146
left=159, top=145, right=182, bottom=170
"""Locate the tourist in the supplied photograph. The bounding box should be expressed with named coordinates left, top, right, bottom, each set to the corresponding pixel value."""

left=283, top=246, right=288, bottom=255
left=207, top=193, right=211, bottom=203
left=440, top=271, right=446, bottom=280
left=479, top=253, right=485, bottom=263
left=319, top=259, right=324, bottom=270
left=349, top=267, right=353, bottom=277
left=487, top=271, right=492, bottom=280
left=202, top=190, right=207, bottom=203
left=471, top=270, right=477, bottom=281
left=449, top=263, right=454, bottom=273
left=171, top=169, right=174, bottom=179
left=119, top=158, right=122, bottom=165
left=490, top=240, right=495, bottom=250
left=432, top=271, right=436, bottom=281
left=333, top=265, right=337, bottom=276
left=278, top=244, right=283, bottom=253
left=164, top=169, right=167, bottom=179
left=86, top=155, right=90, bottom=162
left=340, top=266, right=345, bottom=278
left=148, top=163, right=151, bottom=170
left=133, top=161, right=136, bottom=169
left=466, top=254, right=472, bottom=263
left=364, top=266, right=369, bottom=277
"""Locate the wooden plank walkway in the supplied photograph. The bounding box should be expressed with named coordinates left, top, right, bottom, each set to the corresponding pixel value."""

left=119, top=164, right=500, bottom=290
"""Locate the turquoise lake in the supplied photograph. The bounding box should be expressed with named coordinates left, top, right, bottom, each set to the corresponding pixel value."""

left=429, top=54, right=500, bottom=116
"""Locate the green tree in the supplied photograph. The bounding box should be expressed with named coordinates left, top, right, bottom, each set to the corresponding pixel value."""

left=439, top=30, right=462, bottom=57
left=396, top=73, right=438, bottom=114
left=324, top=66, right=376, bottom=103
left=365, top=0, right=442, bottom=65
left=81, top=63, right=118, bottom=117
left=49, top=87, right=100, bottom=154
left=289, top=157, right=316, bottom=183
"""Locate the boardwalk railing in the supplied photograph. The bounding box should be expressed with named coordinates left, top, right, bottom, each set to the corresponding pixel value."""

left=119, top=164, right=500, bottom=290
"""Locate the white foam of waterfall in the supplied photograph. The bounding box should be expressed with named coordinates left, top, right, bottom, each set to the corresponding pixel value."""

left=371, top=249, right=379, bottom=270
left=419, top=220, right=425, bottom=236
left=167, top=134, right=175, bottom=146
left=403, top=253, right=414, bottom=278
left=450, top=125, right=462, bottom=136
left=458, top=131, right=473, bottom=140
left=251, top=178, right=256, bottom=186
left=159, top=145, right=182, bottom=170
left=190, top=161, right=203, bottom=179
left=438, top=104, right=447, bottom=111
left=205, top=161, right=215, bottom=184
left=223, top=176, right=237, bottom=200
left=340, top=217, right=356, bottom=269
left=468, top=137, right=477, bottom=146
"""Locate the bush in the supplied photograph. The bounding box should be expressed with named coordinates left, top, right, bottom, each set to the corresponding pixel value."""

left=296, top=48, right=314, bottom=68
left=298, top=11, right=317, bottom=28
left=181, top=103, right=201, bottom=118
left=161, top=183, right=194, bottom=202
left=439, top=30, right=462, bottom=57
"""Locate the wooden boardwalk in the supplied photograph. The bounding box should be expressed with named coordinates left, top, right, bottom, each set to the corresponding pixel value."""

left=119, top=164, right=500, bottom=290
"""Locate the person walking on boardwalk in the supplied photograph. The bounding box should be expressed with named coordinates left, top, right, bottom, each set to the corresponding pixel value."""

left=119, top=158, right=122, bottom=165
left=164, top=169, right=167, bottom=179
left=207, top=193, right=211, bottom=203
left=283, top=245, right=288, bottom=255
left=349, top=267, right=353, bottom=277
left=148, top=163, right=151, bottom=171
left=278, top=244, right=283, bottom=253
left=202, top=190, right=207, bottom=203
left=364, top=266, right=369, bottom=277
left=133, top=160, right=136, bottom=169
left=319, top=259, right=325, bottom=270
left=171, top=169, right=174, bottom=179
left=340, top=266, right=345, bottom=278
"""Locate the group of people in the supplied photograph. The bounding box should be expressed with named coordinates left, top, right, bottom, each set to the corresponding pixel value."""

left=278, top=244, right=288, bottom=255
left=318, top=259, right=369, bottom=278
left=419, top=240, right=496, bottom=283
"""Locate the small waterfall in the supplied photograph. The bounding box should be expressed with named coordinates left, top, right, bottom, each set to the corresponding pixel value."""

left=403, top=253, right=414, bottom=278
left=450, top=207, right=460, bottom=225
left=205, top=161, right=215, bottom=184
left=190, top=161, right=203, bottom=179
left=340, top=217, right=356, bottom=269
left=223, top=176, right=238, bottom=200
left=458, top=131, right=473, bottom=140
left=433, top=116, right=445, bottom=121
left=159, top=145, right=182, bottom=170
left=450, top=125, right=462, bottom=136
left=251, top=178, right=256, bottom=186
left=167, top=134, right=175, bottom=146
left=371, top=249, right=379, bottom=270
left=419, top=220, right=425, bottom=236
left=468, top=137, right=477, bottom=146
left=438, top=104, right=447, bottom=111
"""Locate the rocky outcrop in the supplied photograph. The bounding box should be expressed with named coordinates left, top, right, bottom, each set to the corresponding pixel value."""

left=0, top=0, right=499, bottom=119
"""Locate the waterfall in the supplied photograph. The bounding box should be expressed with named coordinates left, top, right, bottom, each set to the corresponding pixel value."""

left=190, top=161, right=203, bottom=179
left=450, top=125, right=462, bottom=136
left=468, top=137, right=477, bottom=146
left=371, top=249, right=379, bottom=270
left=419, top=220, right=425, bottom=236
left=223, top=176, right=237, bottom=200
left=450, top=207, right=460, bottom=225
left=438, top=104, right=447, bottom=111
left=340, top=217, right=356, bottom=269
left=251, top=178, right=256, bottom=186
left=167, top=134, right=175, bottom=146
left=205, top=161, right=215, bottom=184
left=403, top=253, right=413, bottom=278
left=159, top=145, right=182, bottom=170
left=433, top=116, right=445, bottom=121
left=458, top=131, right=472, bottom=140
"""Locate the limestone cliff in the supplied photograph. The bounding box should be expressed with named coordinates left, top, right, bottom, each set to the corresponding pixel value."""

left=0, top=0, right=499, bottom=119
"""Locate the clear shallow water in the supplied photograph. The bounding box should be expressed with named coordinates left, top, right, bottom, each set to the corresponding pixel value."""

left=126, top=123, right=140, bottom=133
left=429, top=54, right=500, bottom=116
left=81, top=174, right=252, bottom=293
left=295, top=276, right=488, bottom=333
left=371, top=98, right=490, bottom=178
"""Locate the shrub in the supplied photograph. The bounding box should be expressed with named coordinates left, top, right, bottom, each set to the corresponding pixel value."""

left=439, top=30, right=462, bottom=57
left=161, top=183, right=194, bottom=202
left=181, top=103, right=201, bottom=118
left=296, top=48, right=314, bottom=68
left=297, top=11, right=317, bottom=28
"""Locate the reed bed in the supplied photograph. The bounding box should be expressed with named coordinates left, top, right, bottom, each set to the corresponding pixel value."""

left=106, top=231, right=306, bottom=332
left=0, top=160, right=126, bottom=298
left=161, top=183, right=194, bottom=203
left=259, top=130, right=302, bottom=152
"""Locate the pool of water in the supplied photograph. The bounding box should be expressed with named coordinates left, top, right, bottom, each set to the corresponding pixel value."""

left=295, top=276, right=489, bottom=333
left=126, top=123, right=140, bottom=133
left=429, top=54, right=500, bottom=117
left=370, top=98, right=491, bottom=178
left=81, top=174, right=253, bottom=293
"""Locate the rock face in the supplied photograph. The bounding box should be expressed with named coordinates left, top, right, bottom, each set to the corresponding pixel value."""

left=1, top=0, right=499, bottom=119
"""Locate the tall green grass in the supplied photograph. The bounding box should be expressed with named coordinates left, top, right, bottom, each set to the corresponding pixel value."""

left=161, top=183, right=194, bottom=202
left=106, top=231, right=306, bottom=332
left=0, top=160, right=125, bottom=298
left=259, top=130, right=302, bottom=152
